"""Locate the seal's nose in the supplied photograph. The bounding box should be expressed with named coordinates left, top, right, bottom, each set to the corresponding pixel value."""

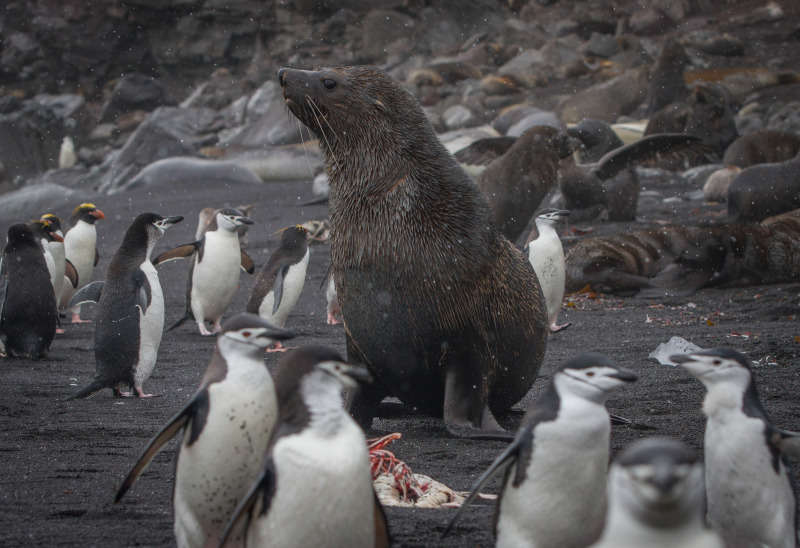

left=278, top=68, right=287, bottom=87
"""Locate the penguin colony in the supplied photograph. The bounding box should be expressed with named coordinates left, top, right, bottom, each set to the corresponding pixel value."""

left=3, top=62, right=800, bottom=548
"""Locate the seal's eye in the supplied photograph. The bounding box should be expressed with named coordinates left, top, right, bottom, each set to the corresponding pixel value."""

left=322, top=78, right=337, bottom=91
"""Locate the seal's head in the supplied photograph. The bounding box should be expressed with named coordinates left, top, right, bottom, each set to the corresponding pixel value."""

left=278, top=66, right=432, bottom=157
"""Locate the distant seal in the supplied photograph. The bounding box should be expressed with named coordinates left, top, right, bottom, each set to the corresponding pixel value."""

left=120, top=157, right=263, bottom=194
left=722, top=130, right=800, bottom=168
left=457, top=125, right=577, bottom=241
left=279, top=65, right=548, bottom=438
left=0, top=223, right=58, bottom=359
left=727, top=150, right=800, bottom=222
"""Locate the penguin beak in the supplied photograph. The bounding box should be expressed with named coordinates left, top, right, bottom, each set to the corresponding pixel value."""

left=90, top=209, right=105, bottom=220
left=51, top=233, right=64, bottom=242
left=609, top=368, right=638, bottom=383
left=669, top=353, right=693, bottom=365
left=254, top=326, right=296, bottom=344
left=163, top=216, right=184, bottom=226
left=236, top=216, right=254, bottom=226
left=343, top=364, right=373, bottom=385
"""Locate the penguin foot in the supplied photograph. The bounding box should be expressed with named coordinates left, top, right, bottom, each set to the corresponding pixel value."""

left=70, top=313, right=91, bottom=324
left=266, top=341, right=292, bottom=353
left=326, top=313, right=342, bottom=325
left=56, top=328, right=66, bottom=335
left=549, top=322, right=572, bottom=334
left=198, top=324, right=215, bottom=336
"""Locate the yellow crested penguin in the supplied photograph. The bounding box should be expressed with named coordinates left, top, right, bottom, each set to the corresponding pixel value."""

left=219, top=346, right=390, bottom=548
left=446, top=353, right=637, bottom=548
left=525, top=209, right=571, bottom=333
left=0, top=223, right=58, bottom=359
left=590, top=437, right=725, bottom=548
left=65, top=213, right=183, bottom=399
left=115, top=313, right=294, bottom=548
left=245, top=225, right=309, bottom=352
left=59, top=203, right=104, bottom=323
left=672, top=348, right=800, bottom=548
left=155, top=208, right=255, bottom=336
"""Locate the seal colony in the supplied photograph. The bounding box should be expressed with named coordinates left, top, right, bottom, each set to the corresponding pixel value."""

left=278, top=65, right=548, bottom=438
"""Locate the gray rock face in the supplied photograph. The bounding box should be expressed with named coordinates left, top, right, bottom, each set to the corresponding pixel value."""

left=100, top=73, right=176, bottom=123
left=0, top=99, right=71, bottom=180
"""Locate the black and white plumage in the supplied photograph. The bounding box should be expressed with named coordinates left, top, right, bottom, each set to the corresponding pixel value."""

left=59, top=203, right=104, bottom=323
left=40, top=214, right=78, bottom=306
left=0, top=223, right=58, bottom=359
left=219, top=346, right=390, bottom=548
left=245, top=225, right=309, bottom=351
left=446, top=353, right=637, bottom=548
left=156, top=208, right=255, bottom=336
left=525, top=209, right=571, bottom=333
left=28, top=219, right=62, bottom=291
left=672, top=347, right=800, bottom=548
left=65, top=213, right=183, bottom=399
left=590, top=438, right=725, bottom=548
left=115, top=313, right=295, bottom=548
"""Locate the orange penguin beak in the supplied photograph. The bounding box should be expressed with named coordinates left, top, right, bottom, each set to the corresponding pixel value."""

left=91, top=209, right=105, bottom=220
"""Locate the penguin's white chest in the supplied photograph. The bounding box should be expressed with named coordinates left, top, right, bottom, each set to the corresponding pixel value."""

left=39, top=241, right=56, bottom=288
left=703, top=402, right=796, bottom=548
left=191, top=232, right=241, bottom=321
left=257, top=250, right=309, bottom=327
left=247, top=421, right=375, bottom=548
left=528, top=231, right=565, bottom=322
left=63, top=221, right=96, bottom=291
left=48, top=240, right=66, bottom=297
left=134, top=261, right=164, bottom=386
left=498, top=400, right=610, bottom=548
left=174, top=363, right=277, bottom=548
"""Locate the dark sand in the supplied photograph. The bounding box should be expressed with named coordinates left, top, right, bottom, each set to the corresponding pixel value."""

left=1, top=171, right=799, bottom=547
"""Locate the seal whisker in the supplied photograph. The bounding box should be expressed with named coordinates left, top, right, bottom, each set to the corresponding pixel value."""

left=305, top=94, right=340, bottom=149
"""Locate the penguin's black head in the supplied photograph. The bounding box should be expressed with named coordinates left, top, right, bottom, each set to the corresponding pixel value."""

left=671, top=347, right=753, bottom=392
left=28, top=219, right=62, bottom=242
left=554, top=352, right=638, bottom=402
left=72, top=203, right=105, bottom=224
left=138, top=212, right=184, bottom=236
left=40, top=214, right=63, bottom=233
left=219, top=312, right=296, bottom=350
left=5, top=223, right=38, bottom=249
left=274, top=346, right=371, bottom=406
left=614, top=437, right=702, bottom=507
left=277, top=225, right=309, bottom=248
left=536, top=208, right=571, bottom=224
left=214, top=208, right=254, bottom=232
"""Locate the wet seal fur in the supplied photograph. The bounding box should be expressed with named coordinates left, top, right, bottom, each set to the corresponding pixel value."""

left=279, top=65, right=547, bottom=438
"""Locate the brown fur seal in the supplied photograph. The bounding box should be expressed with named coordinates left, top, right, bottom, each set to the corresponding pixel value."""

left=646, top=39, right=689, bottom=115
left=721, top=130, right=800, bottom=168
left=456, top=126, right=577, bottom=242
left=278, top=65, right=548, bottom=439
left=727, top=150, right=800, bottom=223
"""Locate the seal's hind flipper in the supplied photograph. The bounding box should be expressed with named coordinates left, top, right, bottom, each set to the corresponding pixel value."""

left=443, top=363, right=513, bottom=440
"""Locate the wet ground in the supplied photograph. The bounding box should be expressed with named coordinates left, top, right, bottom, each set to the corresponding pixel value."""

left=1, top=173, right=799, bottom=547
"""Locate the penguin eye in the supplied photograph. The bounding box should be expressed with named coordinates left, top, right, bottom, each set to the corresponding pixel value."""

left=322, top=78, right=337, bottom=91
left=242, top=331, right=251, bottom=338
left=586, top=371, right=595, bottom=377
left=712, top=359, right=721, bottom=365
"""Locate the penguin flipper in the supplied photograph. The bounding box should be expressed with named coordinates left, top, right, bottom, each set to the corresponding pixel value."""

left=0, top=257, right=6, bottom=320
left=68, top=281, right=104, bottom=308
left=219, top=455, right=277, bottom=548
left=167, top=310, right=192, bottom=332
left=152, top=241, right=200, bottom=266
left=442, top=432, right=525, bottom=536
left=271, top=264, right=291, bottom=315
left=240, top=250, right=255, bottom=274
left=373, top=489, right=391, bottom=548
left=133, top=270, right=151, bottom=313
left=94, top=248, right=100, bottom=267
left=65, top=258, right=79, bottom=288
left=115, top=390, right=207, bottom=503
left=773, top=427, right=800, bottom=458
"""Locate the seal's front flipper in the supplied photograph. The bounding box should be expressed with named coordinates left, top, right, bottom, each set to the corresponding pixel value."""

left=443, top=364, right=514, bottom=441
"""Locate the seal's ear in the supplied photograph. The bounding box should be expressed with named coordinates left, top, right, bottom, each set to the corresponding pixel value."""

left=369, top=97, right=387, bottom=112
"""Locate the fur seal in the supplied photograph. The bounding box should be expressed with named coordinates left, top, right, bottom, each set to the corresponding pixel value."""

left=456, top=125, right=577, bottom=241
left=721, top=130, right=800, bottom=168
left=278, top=65, right=548, bottom=438
left=566, top=118, right=623, bottom=163
left=646, top=39, right=689, bottom=115
left=727, top=150, right=800, bottom=223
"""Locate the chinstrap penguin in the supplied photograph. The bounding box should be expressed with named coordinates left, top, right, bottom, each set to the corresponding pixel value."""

left=0, top=223, right=58, bottom=359
left=196, top=204, right=254, bottom=248
left=445, top=353, right=637, bottom=548
left=65, top=213, right=183, bottom=399
left=245, top=225, right=309, bottom=351
left=219, top=346, right=390, bottom=548
left=672, top=347, right=800, bottom=548
left=156, top=208, right=255, bottom=336
left=115, top=313, right=295, bottom=548
left=590, top=437, right=725, bottom=548
left=59, top=203, right=104, bottom=323
left=525, top=209, right=571, bottom=333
